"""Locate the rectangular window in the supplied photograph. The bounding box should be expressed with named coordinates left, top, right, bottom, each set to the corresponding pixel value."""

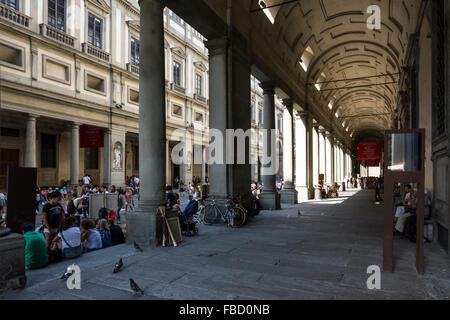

left=251, top=103, right=255, bottom=122
left=41, top=134, right=57, bottom=168
left=0, top=0, right=18, bottom=10
left=129, top=88, right=139, bottom=104
left=195, top=112, right=203, bottom=123
left=48, top=0, right=66, bottom=32
left=86, top=73, right=105, bottom=94
left=130, top=37, right=140, bottom=66
left=195, top=73, right=202, bottom=96
left=88, top=14, right=103, bottom=49
left=258, top=109, right=263, bottom=125
left=173, top=61, right=181, bottom=86
left=0, top=127, right=20, bottom=137
left=85, top=148, right=99, bottom=170
left=0, top=42, right=23, bottom=69
left=172, top=105, right=182, bottom=117
left=133, top=144, right=139, bottom=170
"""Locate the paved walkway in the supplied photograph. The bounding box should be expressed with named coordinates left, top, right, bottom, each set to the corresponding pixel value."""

left=2, top=189, right=449, bottom=300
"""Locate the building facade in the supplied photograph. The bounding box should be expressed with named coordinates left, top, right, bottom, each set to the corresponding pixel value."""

left=0, top=0, right=284, bottom=191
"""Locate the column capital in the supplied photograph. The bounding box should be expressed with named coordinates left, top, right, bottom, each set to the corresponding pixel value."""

left=205, top=36, right=228, bottom=56
left=282, top=98, right=294, bottom=108
left=25, top=114, right=39, bottom=121
left=259, top=81, right=275, bottom=93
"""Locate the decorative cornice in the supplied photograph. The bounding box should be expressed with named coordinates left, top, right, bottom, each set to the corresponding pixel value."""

left=86, top=0, right=111, bottom=14
left=118, top=0, right=140, bottom=17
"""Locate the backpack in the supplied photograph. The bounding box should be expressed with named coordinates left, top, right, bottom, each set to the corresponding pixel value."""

left=98, top=207, right=109, bottom=219
left=67, top=200, right=77, bottom=216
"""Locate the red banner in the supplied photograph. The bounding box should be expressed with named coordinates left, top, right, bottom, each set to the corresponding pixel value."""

left=364, top=160, right=380, bottom=167
left=357, top=142, right=382, bottom=160
left=80, top=125, right=104, bottom=148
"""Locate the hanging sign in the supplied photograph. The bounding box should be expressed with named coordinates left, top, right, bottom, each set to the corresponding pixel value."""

left=357, top=142, right=382, bottom=160
left=80, top=125, right=104, bottom=148
left=364, top=160, right=380, bottom=167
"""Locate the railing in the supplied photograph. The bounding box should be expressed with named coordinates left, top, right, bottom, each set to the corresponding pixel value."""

left=82, top=42, right=110, bottom=62
left=0, top=3, right=31, bottom=28
left=127, top=62, right=139, bottom=75
left=194, top=93, right=207, bottom=104
left=170, top=83, right=186, bottom=95
left=40, top=24, right=75, bottom=47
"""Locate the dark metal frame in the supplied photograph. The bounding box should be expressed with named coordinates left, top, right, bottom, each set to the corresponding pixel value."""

left=383, top=128, right=425, bottom=274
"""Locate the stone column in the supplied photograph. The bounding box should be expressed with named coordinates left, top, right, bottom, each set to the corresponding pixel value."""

left=319, top=128, right=326, bottom=184
left=166, top=141, right=170, bottom=185
left=201, top=146, right=206, bottom=183
left=127, top=0, right=166, bottom=247
left=205, top=33, right=252, bottom=214
left=295, top=111, right=309, bottom=201
left=312, top=124, right=319, bottom=186
left=25, top=115, right=37, bottom=168
left=70, top=123, right=80, bottom=187
left=325, top=132, right=332, bottom=186
left=281, top=99, right=297, bottom=203
left=259, top=81, right=278, bottom=210
left=103, top=128, right=111, bottom=187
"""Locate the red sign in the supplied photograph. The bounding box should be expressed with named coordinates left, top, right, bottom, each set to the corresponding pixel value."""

left=364, top=160, right=380, bottom=167
left=357, top=142, right=382, bottom=160
left=80, top=125, right=104, bottom=148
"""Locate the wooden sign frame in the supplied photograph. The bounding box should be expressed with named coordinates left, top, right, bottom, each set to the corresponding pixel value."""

left=383, top=128, right=425, bottom=275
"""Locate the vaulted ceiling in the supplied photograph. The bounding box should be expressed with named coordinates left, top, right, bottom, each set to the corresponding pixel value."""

left=258, top=0, right=422, bottom=142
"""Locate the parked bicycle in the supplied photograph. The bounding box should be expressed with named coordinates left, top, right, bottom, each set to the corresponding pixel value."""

left=199, top=197, right=247, bottom=228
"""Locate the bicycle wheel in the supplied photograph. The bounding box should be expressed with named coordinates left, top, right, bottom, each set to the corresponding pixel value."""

left=229, top=206, right=247, bottom=228
left=202, top=204, right=218, bottom=225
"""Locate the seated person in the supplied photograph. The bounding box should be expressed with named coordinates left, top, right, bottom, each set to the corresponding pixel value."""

left=108, top=219, right=125, bottom=246
left=395, top=187, right=417, bottom=234
left=22, top=222, right=48, bottom=269
left=97, top=219, right=112, bottom=248
left=403, top=189, right=432, bottom=242
left=54, top=217, right=82, bottom=258
left=81, top=219, right=103, bottom=252
left=394, top=184, right=412, bottom=223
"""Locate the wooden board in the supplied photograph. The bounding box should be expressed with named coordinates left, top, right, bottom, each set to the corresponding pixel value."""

left=166, top=216, right=183, bottom=244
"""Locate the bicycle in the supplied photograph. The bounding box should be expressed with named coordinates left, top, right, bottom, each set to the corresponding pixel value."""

left=199, top=197, right=247, bottom=228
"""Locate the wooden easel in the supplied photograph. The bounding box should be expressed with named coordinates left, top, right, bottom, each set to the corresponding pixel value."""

left=159, top=206, right=177, bottom=247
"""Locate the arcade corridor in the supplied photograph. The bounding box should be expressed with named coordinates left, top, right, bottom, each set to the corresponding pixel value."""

left=2, top=190, right=449, bottom=300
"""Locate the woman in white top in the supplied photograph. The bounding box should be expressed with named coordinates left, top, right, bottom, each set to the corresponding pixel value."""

left=81, top=219, right=103, bottom=252
left=55, top=217, right=81, bottom=251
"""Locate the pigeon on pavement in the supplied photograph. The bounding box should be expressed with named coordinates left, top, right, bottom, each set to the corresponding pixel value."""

left=134, top=240, right=143, bottom=252
left=60, top=268, right=74, bottom=280
left=129, top=278, right=144, bottom=295
left=113, top=258, right=123, bottom=273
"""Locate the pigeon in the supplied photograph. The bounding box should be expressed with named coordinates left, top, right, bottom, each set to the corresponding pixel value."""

left=61, top=268, right=74, bottom=280
left=129, top=278, right=144, bottom=295
left=134, top=240, right=143, bottom=252
left=113, top=258, right=123, bottom=273
left=298, top=209, right=302, bottom=216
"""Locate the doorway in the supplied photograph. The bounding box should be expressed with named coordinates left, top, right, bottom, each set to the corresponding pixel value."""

left=0, top=149, right=20, bottom=192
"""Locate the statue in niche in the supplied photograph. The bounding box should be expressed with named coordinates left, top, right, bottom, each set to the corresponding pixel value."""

left=113, top=142, right=123, bottom=170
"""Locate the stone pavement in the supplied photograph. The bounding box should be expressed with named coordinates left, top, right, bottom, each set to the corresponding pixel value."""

left=2, top=189, right=449, bottom=300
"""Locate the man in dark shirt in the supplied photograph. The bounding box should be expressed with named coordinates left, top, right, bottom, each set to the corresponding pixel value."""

left=166, top=186, right=177, bottom=209
left=42, top=191, right=64, bottom=247
left=108, top=219, right=125, bottom=246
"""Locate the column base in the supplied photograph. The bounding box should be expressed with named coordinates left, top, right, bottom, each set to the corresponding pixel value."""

left=0, top=233, right=27, bottom=293
left=314, top=186, right=322, bottom=200
left=295, top=186, right=309, bottom=202
left=280, top=188, right=298, bottom=204
left=125, top=206, right=157, bottom=248
left=259, top=191, right=280, bottom=210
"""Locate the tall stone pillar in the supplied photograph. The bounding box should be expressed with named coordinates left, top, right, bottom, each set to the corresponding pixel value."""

left=325, top=132, right=332, bottom=186
left=281, top=99, right=297, bottom=203
left=319, top=128, right=326, bottom=184
left=25, top=115, right=37, bottom=168
left=103, top=128, right=111, bottom=187
left=205, top=33, right=252, bottom=214
left=305, top=112, right=314, bottom=199
left=127, top=0, right=166, bottom=247
left=259, top=81, right=278, bottom=210
left=295, top=111, right=309, bottom=201
left=201, top=146, right=206, bottom=183
left=70, top=123, right=80, bottom=187
left=312, top=124, right=319, bottom=186
left=166, top=141, right=170, bottom=185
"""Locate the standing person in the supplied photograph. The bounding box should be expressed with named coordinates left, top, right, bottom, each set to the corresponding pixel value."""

left=125, top=187, right=133, bottom=212
left=166, top=186, right=177, bottom=209
left=82, top=174, right=91, bottom=186
left=21, top=222, right=48, bottom=269
left=375, top=178, right=382, bottom=202
left=42, top=191, right=65, bottom=248
left=117, top=187, right=125, bottom=224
